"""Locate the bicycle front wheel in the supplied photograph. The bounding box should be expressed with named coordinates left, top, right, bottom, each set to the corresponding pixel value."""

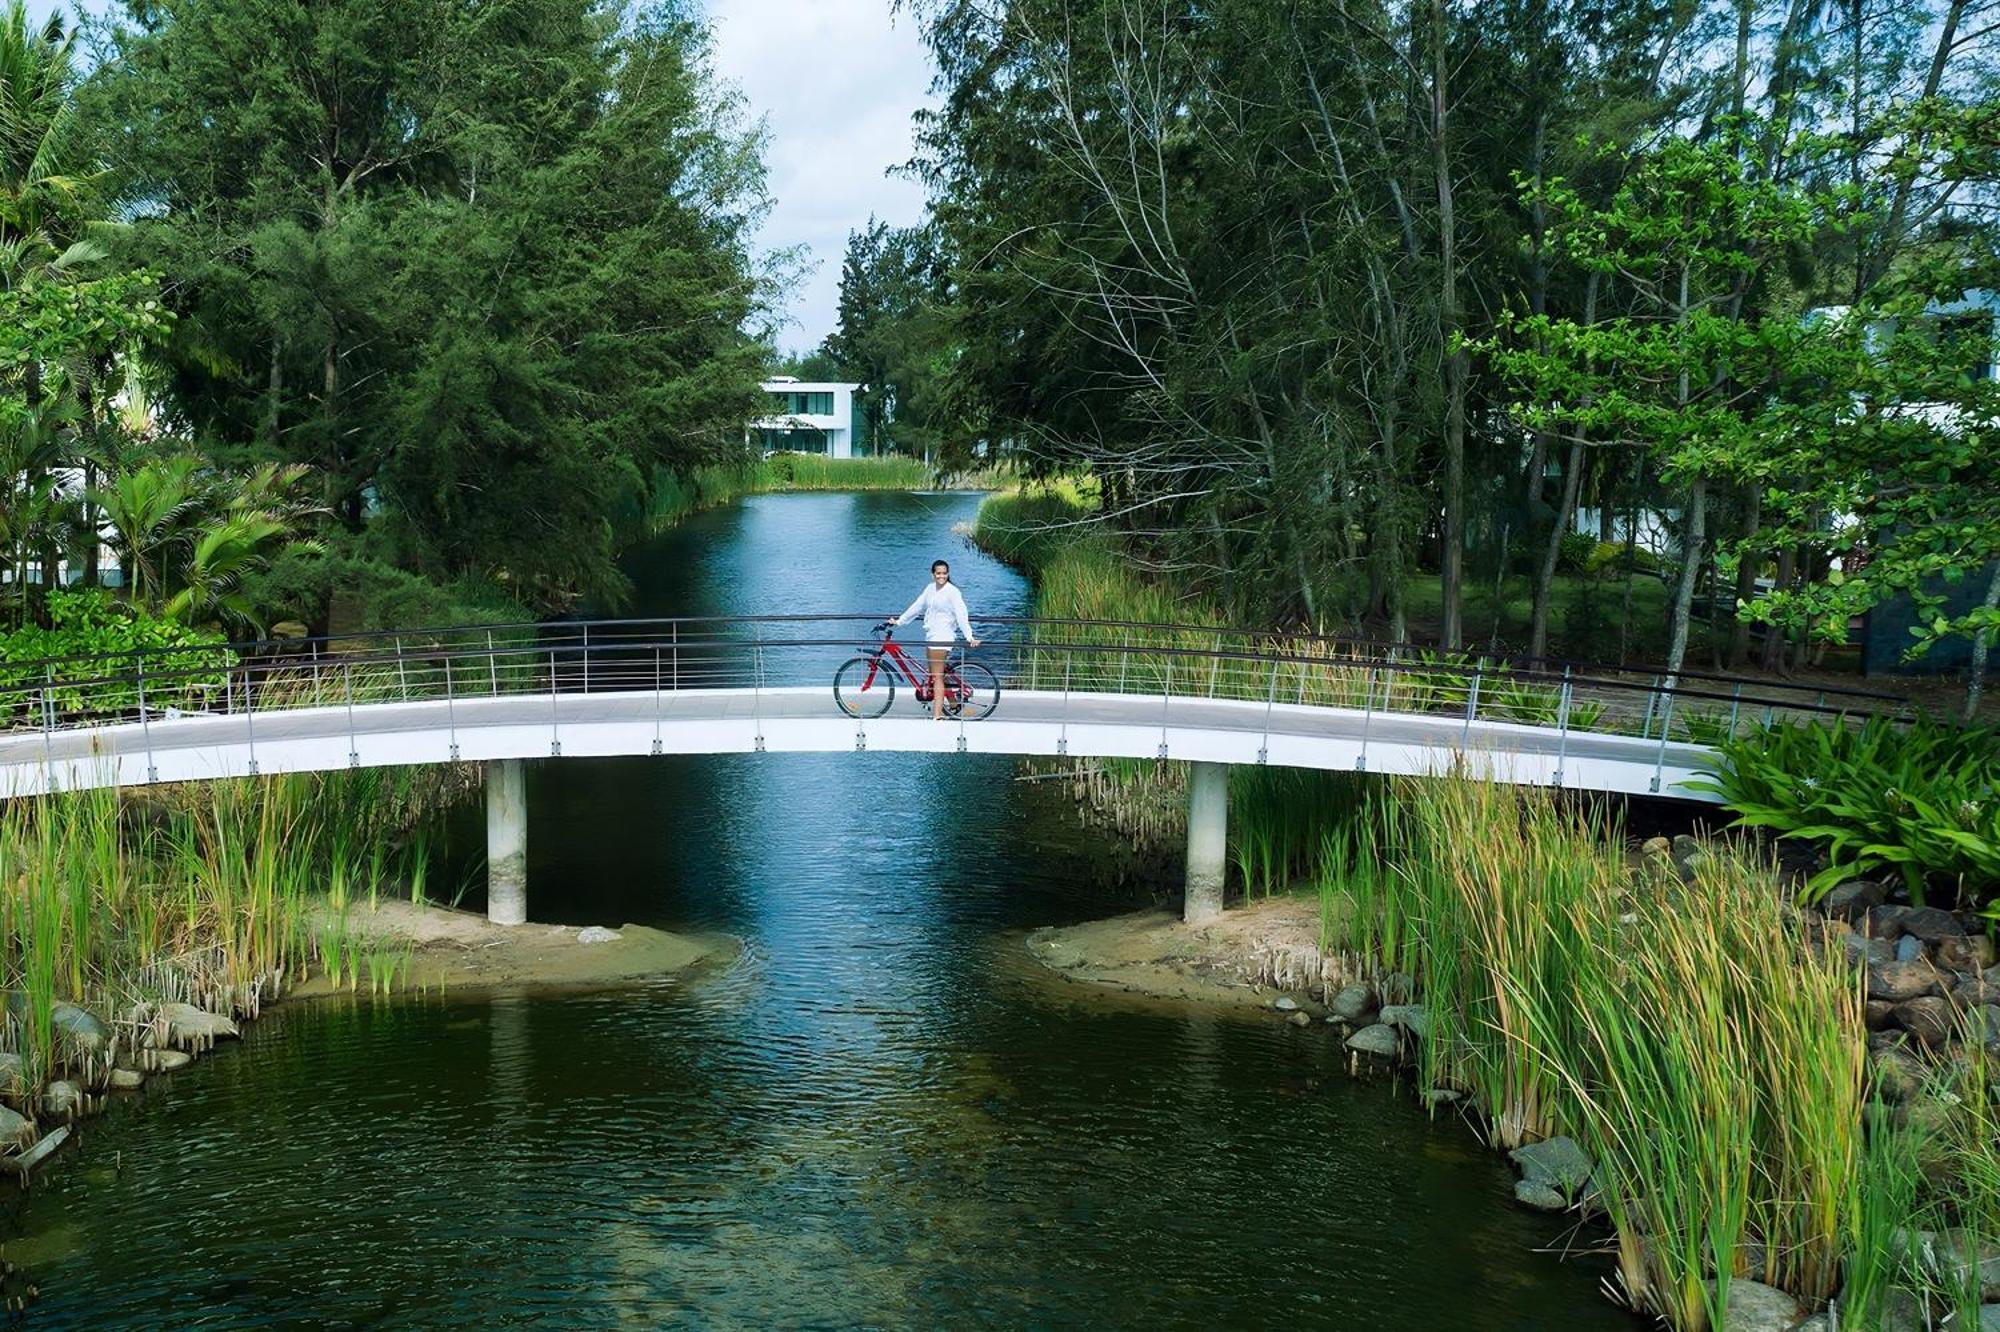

left=943, top=661, right=1001, bottom=720
left=834, top=656, right=895, bottom=719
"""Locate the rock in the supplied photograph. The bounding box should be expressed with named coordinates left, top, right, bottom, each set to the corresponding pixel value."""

left=1508, top=1136, right=1594, bottom=1197
left=1846, top=934, right=1895, bottom=969
left=50, top=1002, right=111, bottom=1053
left=1957, top=975, right=1998, bottom=1007
left=1713, top=1278, right=1800, bottom=1332
left=1934, top=1230, right=2000, bottom=1301
left=4, top=1125, right=68, bottom=1175
left=1939, top=935, right=1997, bottom=973
left=576, top=926, right=622, bottom=945
left=1869, top=960, right=1945, bottom=1002
left=1328, top=984, right=1376, bottom=1023
left=1820, top=879, right=1887, bottom=919
left=37, top=1080, right=83, bottom=1120
left=1286, top=1010, right=1312, bottom=1028
left=1893, top=996, right=1954, bottom=1048
left=1870, top=905, right=1912, bottom=940
left=1671, top=833, right=1702, bottom=864
left=1641, top=836, right=1672, bottom=859
left=1422, top=1088, right=1462, bottom=1107
left=1378, top=1004, right=1431, bottom=1038
left=108, top=1067, right=144, bottom=1091
left=1895, top=935, right=1927, bottom=963
left=162, top=1002, right=239, bottom=1048
left=1345, top=1024, right=1400, bottom=1058
left=1380, top=971, right=1417, bottom=1004
left=0, top=1105, right=32, bottom=1150
left=1980, top=1305, right=2000, bottom=1332
left=1865, top=1000, right=1898, bottom=1031
left=1872, top=1048, right=1928, bottom=1103
left=152, top=1049, right=192, bottom=1072
left=1274, top=996, right=1299, bottom=1012
left=1788, top=1314, right=1832, bottom=1332
left=1513, top=1179, right=1568, bottom=1211
left=0, top=1051, right=27, bottom=1104
left=1901, top=906, right=1966, bottom=941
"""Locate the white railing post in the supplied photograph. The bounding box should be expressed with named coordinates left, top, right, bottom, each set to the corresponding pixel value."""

left=652, top=646, right=664, bottom=756
left=1553, top=666, right=1572, bottom=788
left=1651, top=680, right=1676, bottom=794
left=344, top=662, right=359, bottom=768
left=395, top=635, right=409, bottom=702
left=444, top=657, right=459, bottom=762
left=548, top=648, right=562, bottom=757
left=487, top=630, right=498, bottom=696
left=137, top=658, right=157, bottom=783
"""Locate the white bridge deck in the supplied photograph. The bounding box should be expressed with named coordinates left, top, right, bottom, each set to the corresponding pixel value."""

left=0, top=686, right=1719, bottom=800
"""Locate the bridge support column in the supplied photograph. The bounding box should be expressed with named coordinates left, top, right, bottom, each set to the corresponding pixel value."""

left=1183, top=761, right=1228, bottom=925
left=486, top=759, right=528, bottom=926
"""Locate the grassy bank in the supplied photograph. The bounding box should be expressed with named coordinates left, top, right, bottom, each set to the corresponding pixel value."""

left=649, top=453, right=1006, bottom=534
left=0, top=769, right=469, bottom=1118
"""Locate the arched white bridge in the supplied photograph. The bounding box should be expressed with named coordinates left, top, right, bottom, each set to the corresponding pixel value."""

left=0, top=615, right=1905, bottom=924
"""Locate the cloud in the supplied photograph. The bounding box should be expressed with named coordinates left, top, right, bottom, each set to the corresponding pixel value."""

left=704, top=0, right=936, bottom=351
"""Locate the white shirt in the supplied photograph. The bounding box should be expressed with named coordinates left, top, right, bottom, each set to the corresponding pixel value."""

left=898, top=581, right=974, bottom=644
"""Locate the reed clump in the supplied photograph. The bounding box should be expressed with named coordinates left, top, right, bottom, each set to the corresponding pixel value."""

left=0, top=768, right=451, bottom=1116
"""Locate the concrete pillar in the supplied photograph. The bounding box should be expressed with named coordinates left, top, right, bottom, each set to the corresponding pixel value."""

left=1183, top=761, right=1228, bottom=925
left=486, top=759, right=527, bottom=926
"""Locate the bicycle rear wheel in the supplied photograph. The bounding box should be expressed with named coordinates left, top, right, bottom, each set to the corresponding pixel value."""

left=834, top=656, right=895, bottom=719
left=943, top=661, right=1000, bottom=720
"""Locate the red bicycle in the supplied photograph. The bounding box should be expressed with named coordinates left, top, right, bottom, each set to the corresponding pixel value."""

left=833, top=622, right=1000, bottom=720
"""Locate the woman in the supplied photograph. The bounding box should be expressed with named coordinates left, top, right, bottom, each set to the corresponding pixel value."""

left=893, top=560, right=982, bottom=720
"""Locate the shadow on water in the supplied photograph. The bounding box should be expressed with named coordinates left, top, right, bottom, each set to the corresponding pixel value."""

left=7, top=493, right=1635, bottom=1328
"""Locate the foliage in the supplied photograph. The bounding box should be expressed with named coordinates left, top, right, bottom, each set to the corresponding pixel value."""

left=0, top=586, right=232, bottom=715
left=1696, top=717, right=2000, bottom=904
left=85, top=0, right=778, bottom=617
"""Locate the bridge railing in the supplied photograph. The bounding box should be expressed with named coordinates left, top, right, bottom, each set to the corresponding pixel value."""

left=0, top=614, right=1914, bottom=758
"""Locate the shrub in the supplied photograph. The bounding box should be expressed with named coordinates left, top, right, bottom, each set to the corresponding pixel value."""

left=0, top=588, right=234, bottom=718
left=1695, top=716, right=2000, bottom=904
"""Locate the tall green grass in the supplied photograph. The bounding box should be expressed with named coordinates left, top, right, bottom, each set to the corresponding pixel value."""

left=0, top=769, right=453, bottom=1107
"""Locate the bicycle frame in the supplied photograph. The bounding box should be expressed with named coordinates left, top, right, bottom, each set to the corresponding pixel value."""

left=864, top=631, right=963, bottom=701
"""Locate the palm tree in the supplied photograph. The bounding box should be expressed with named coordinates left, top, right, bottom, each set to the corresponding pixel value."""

left=0, top=0, right=99, bottom=292
left=87, top=454, right=203, bottom=605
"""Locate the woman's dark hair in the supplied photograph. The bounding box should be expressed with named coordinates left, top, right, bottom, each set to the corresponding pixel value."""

left=931, top=559, right=951, bottom=580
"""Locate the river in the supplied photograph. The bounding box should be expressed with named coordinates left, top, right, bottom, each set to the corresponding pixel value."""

left=7, top=492, right=1627, bottom=1328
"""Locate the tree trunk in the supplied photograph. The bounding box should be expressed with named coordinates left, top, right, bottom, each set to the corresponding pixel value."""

left=1762, top=544, right=1796, bottom=671
left=1727, top=488, right=1763, bottom=666
left=1664, top=478, right=1708, bottom=688
left=1433, top=0, right=1465, bottom=652
left=1529, top=439, right=1584, bottom=661
left=1963, top=561, right=2000, bottom=723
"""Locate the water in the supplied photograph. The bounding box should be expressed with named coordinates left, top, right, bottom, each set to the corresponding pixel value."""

left=8, top=492, right=1628, bottom=1328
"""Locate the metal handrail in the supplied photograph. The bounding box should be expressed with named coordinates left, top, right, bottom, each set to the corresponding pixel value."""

left=0, top=610, right=1908, bottom=707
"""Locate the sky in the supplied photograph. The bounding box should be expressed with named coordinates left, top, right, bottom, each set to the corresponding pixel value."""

left=27, top=0, right=938, bottom=352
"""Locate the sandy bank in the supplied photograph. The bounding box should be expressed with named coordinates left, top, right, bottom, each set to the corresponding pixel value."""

left=1025, top=895, right=1331, bottom=1012
left=292, top=898, right=732, bottom=997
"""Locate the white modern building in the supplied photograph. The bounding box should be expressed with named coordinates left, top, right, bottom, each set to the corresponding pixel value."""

left=748, top=378, right=868, bottom=458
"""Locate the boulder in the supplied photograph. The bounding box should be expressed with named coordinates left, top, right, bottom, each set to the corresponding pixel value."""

left=1870, top=905, right=1912, bottom=940
left=1900, top=906, right=1966, bottom=941
left=1328, top=984, right=1376, bottom=1023
left=50, top=1002, right=111, bottom=1054
left=1865, top=1000, right=1898, bottom=1031
left=1713, top=1278, right=1800, bottom=1332
left=151, top=1049, right=192, bottom=1072
left=576, top=926, right=622, bottom=945
left=1871, top=1048, right=1928, bottom=1103
left=1508, top=1135, right=1594, bottom=1197
left=1788, top=1314, right=1832, bottom=1332
left=1286, top=1010, right=1312, bottom=1028
left=5, top=1125, right=68, bottom=1175
left=1846, top=934, right=1895, bottom=969
left=1981, top=1305, right=2000, bottom=1332
left=1640, top=835, right=1672, bottom=859
left=0, top=1105, right=32, bottom=1150
left=162, top=1002, right=239, bottom=1049
left=37, top=1080, right=83, bottom=1120
left=108, top=1067, right=144, bottom=1091
left=1892, top=996, right=1954, bottom=1048
left=1895, top=935, right=1927, bottom=963
left=1345, top=1024, right=1400, bottom=1059
left=1939, top=935, right=1998, bottom=973
left=1378, top=1004, right=1431, bottom=1038
left=1273, top=996, right=1299, bottom=1012
left=1869, top=960, right=1945, bottom=1002
left=1820, top=879, right=1887, bottom=920
left=1513, top=1179, right=1568, bottom=1212
left=1671, top=833, right=1702, bottom=864
left=1933, top=1230, right=2000, bottom=1302
left=1956, top=975, right=1997, bottom=1007
left=0, top=1051, right=27, bottom=1104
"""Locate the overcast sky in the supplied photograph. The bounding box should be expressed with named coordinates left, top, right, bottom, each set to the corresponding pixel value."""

left=27, top=0, right=936, bottom=351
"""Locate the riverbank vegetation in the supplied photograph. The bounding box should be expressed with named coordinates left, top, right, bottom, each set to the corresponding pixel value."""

left=0, top=770, right=462, bottom=1111
left=646, top=453, right=996, bottom=533
left=826, top=0, right=2000, bottom=711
